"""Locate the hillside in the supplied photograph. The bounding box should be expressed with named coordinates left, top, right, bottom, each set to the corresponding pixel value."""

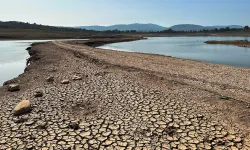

left=0, top=21, right=91, bottom=32
left=78, top=23, right=244, bottom=32
left=169, top=24, right=244, bottom=31
left=0, top=21, right=248, bottom=39
left=0, top=21, right=117, bottom=40
left=77, top=23, right=167, bottom=32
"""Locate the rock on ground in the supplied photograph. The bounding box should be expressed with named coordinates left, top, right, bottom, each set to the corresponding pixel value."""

left=61, top=79, right=70, bottom=84
left=13, top=100, right=31, bottom=116
left=7, top=84, right=20, bottom=92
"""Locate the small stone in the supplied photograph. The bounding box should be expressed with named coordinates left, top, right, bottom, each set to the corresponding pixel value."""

left=72, top=75, right=82, bottom=80
left=178, top=144, right=187, bottom=150
left=61, top=79, right=70, bottom=84
left=13, top=100, right=31, bottom=116
left=46, top=76, right=54, bottom=82
left=231, top=146, right=238, bottom=150
left=58, top=140, right=66, bottom=145
left=8, top=84, right=20, bottom=92
left=227, top=135, right=236, bottom=141
left=69, top=121, right=79, bottom=130
left=80, top=131, right=91, bottom=137
left=218, top=95, right=231, bottom=100
left=150, top=117, right=156, bottom=122
left=162, top=142, right=170, bottom=149
left=197, top=114, right=204, bottom=118
left=234, top=137, right=242, bottom=143
left=97, top=136, right=107, bottom=142
left=25, top=120, right=35, bottom=126
left=103, top=140, right=113, bottom=146
left=204, top=144, right=211, bottom=150
left=36, top=121, right=47, bottom=129
left=13, top=116, right=29, bottom=123
left=0, top=140, right=6, bottom=144
left=109, top=124, right=119, bottom=130
left=34, top=91, right=43, bottom=97
left=117, top=141, right=128, bottom=147
left=75, top=145, right=83, bottom=150
left=183, top=121, right=192, bottom=126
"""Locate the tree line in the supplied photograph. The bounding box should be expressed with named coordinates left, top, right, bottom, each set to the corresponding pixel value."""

left=0, top=21, right=98, bottom=33
left=160, top=26, right=250, bottom=33
left=0, top=21, right=249, bottom=33
left=88, top=26, right=250, bottom=33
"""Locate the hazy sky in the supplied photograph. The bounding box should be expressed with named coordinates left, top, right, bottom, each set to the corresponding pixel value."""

left=0, top=0, right=249, bottom=27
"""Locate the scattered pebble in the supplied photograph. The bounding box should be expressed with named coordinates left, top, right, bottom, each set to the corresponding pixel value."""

left=8, top=84, right=20, bottom=92
left=61, top=79, right=70, bottom=84
left=34, top=90, right=43, bottom=97
left=46, top=76, right=54, bottom=82
left=68, top=121, right=80, bottom=130
left=72, top=75, right=82, bottom=80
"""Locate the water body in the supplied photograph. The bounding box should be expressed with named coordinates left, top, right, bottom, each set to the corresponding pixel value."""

left=0, top=39, right=88, bottom=86
left=0, top=40, right=55, bottom=85
left=98, top=36, right=250, bottom=68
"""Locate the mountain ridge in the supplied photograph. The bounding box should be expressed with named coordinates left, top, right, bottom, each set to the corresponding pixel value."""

left=170, top=24, right=244, bottom=31
left=76, top=23, right=167, bottom=32
left=76, top=23, right=244, bottom=31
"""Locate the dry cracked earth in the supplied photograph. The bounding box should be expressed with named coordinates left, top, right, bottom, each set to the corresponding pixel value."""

left=0, top=40, right=250, bottom=150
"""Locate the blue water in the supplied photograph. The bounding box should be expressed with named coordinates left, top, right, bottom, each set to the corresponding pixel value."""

left=0, top=40, right=54, bottom=85
left=0, top=39, right=88, bottom=86
left=98, top=36, right=250, bottom=68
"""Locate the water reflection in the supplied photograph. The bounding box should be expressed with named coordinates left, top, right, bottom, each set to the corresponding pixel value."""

left=98, top=36, right=250, bottom=68
left=0, top=40, right=54, bottom=85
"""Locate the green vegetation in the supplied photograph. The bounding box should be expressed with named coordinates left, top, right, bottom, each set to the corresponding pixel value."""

left=244, top=26, right=250, bottom=31
left=161, top=26, right=249, bottom=33
left=1, top=21, right=249, bottom=34
left=0, top=21, right=249, bottom=40
left=0, top=21, right=97, bottom=33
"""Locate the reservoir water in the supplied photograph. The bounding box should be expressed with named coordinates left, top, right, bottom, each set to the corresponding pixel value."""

left=0, top=39, right=88, bottom=86
left=98, top=36, right=250, bottom=68
left=0, top=40, right=53, bottom=85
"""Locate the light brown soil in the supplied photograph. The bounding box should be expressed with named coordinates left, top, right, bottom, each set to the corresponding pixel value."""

left=0, top=39, right=250, bottom=149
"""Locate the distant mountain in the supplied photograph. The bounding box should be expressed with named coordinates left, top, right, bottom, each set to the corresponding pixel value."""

left=0, top=21, right=94, bottom=32
left=170, top=24, right=244, bottom=31
left=0, top=21, right=245, bottom=33
left=76, top=23, right=167, bottom=32
left=77, top=23, right=244, bottom=32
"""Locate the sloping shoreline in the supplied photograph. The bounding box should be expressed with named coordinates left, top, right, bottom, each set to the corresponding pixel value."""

left=205, top=40, right=250, bottom=48
left=0, top=38, right=250, bottom=149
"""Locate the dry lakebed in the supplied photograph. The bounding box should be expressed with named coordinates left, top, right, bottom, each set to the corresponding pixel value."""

left=0, top=38, right=250, bottom=149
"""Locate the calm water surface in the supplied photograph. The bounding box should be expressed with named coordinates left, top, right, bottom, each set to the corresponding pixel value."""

left=0, top=39, right=88, bottom=86
left=98, top=36, right=250, bottom=68
left=0, top=40, right=54, bottom=85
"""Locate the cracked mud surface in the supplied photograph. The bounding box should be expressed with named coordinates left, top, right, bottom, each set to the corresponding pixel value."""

left=0, top=40, right=250, bottom=149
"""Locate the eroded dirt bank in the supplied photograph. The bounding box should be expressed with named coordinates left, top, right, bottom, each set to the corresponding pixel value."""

left=205, top=40, right=250, bottom=48
left=0, top=39, right=250, bottom=149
